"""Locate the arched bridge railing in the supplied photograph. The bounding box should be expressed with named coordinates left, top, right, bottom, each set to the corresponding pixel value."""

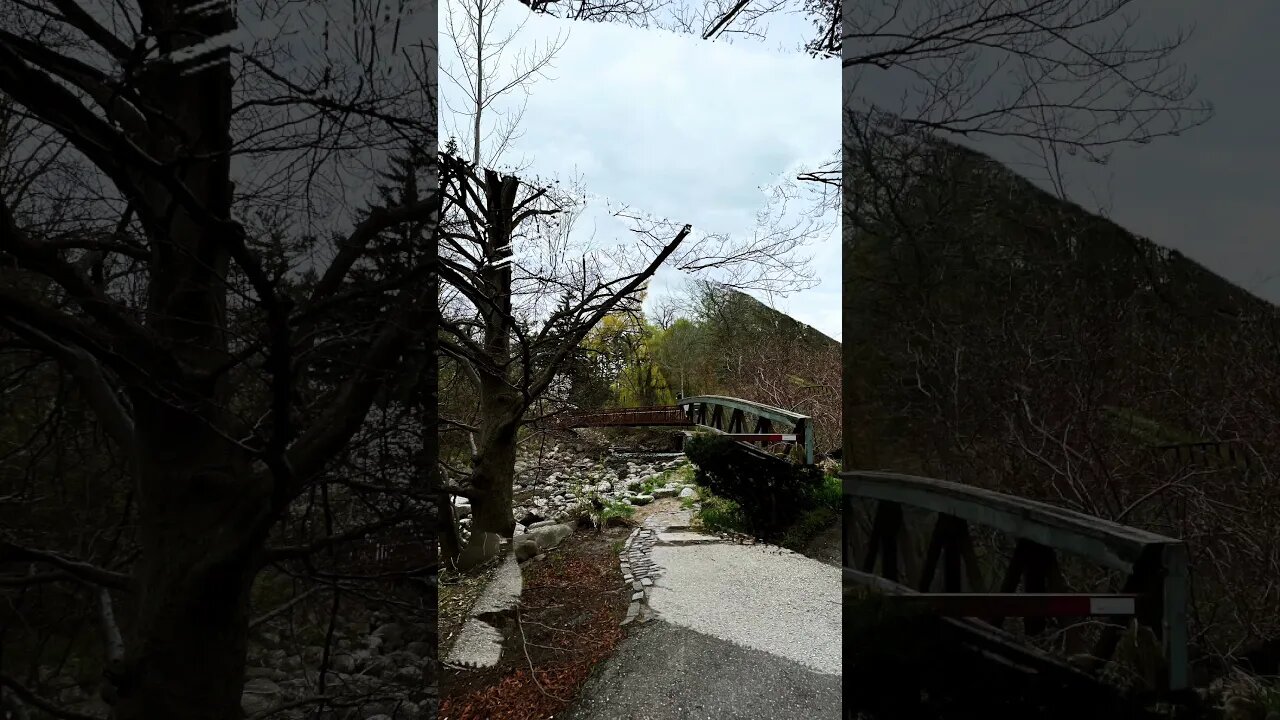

left=843, top=470, right=1189, bottom=696
left=678, top=395, right=815, bottom=465
left=555, top=406, right=691, bottom=428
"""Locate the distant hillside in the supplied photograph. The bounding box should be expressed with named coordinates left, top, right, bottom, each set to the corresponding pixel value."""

left=679, top=281, right=842, bottom=452
left=711, top=284, right=841, bottom=351
left=843, top=129, right=1280, bottom=657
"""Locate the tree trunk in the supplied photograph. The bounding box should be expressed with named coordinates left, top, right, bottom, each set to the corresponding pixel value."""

left=456, top=386, right=521, bottom=570
left=112, top=408, right=271, bottom=720
left=440, top=490, right=462, bottom=570
left=113, top=541, right=259, bottom=719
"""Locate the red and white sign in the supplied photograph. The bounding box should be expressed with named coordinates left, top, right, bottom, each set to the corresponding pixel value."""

left=896, top=593, right=1138, bottom=617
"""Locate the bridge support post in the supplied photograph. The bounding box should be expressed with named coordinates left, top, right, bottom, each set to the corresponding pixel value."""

left=1162, top=543, right=1190, bottom=692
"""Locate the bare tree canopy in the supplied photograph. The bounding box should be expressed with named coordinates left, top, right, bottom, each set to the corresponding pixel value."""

left=843, top=0, right=1213, bottom=169
left=0, top=0, right=438, bottom=717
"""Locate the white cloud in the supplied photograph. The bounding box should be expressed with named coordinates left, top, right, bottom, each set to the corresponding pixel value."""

left=439, top=0, right=840, bottom=338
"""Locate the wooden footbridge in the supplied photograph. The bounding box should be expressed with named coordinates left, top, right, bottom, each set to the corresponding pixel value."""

left=558, top=395, right=816, bottom=464
left=843, top=470, right=1192, bottom=708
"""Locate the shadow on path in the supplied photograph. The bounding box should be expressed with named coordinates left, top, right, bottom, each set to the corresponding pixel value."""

left=566, top=621, right=840, bottom=720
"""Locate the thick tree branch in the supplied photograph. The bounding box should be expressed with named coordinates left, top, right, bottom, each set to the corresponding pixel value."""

left=0, top=674, right=101, bottom=720
left=0, top=540, right=132, bottom=590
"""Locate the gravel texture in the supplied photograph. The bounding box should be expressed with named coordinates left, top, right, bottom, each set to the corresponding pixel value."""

left=647, top=533, right=842, bottom=675
left=564, top=621, right=840, bottom=720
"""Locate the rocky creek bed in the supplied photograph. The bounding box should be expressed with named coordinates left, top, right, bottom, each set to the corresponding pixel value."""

left=452, top=446, right=697, bottom=547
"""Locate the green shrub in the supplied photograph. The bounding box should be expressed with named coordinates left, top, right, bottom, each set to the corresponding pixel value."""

left=695, top=495, right=745, bottom=534
left=598, top=498, right=636, bottom=526
left=685, top=434, right=822, bottom=537
left=811, top=472, right=842, bottom=512
left=574, top=492, right=635, bottom=530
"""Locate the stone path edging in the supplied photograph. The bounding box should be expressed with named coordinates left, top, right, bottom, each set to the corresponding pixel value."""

left=618, top=508, right=694, bottom=626
left=619, top=526, right=657, bottom=626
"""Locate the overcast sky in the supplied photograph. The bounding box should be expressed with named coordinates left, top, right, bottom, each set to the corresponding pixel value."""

left=844, top=1, right=1280, bottom=305
left=439, top=1, right=841, bottom=339
left=1079, top=1, right=1280, bottom=303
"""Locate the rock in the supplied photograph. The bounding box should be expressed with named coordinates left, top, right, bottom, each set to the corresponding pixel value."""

left=679, top=487, right=697, bottom=499
left=392, top=664, right=421, bottom=683
left=245, top=666, right=289, bottom=682
left=240, top=678, right=282, bottom=716
left=68, top=699, right=112, bottom=717
left=1223, top=697, right=1265, bottom=720
left=527, top=519, right=556, bottom=530
left=513, top=538, right=540, bottom=562
left=330, top=653, right=356, bottom=673
left=372, top=622, right=404, bottom=647
left=595, top=481, right=612, bottom=492
left=652, top=487, right=678, bottom=499
left=524, top=523, right=574, bottom=551
left=518, top=511, right=545, bottom=526
left=630, top=494, right=654, bottom=506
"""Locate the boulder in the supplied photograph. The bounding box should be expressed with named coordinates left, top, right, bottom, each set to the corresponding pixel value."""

left=652, top=487, right=679, bottom=499
left=679, top=487, right=697, bottom=499
left=240, top=678, right=282, bottom=716
left=513, top=538, right=540, bottom=562
left=330, top=653, right=357, bottom=673
left=630, top=494, right=654, bottom=506
left=512, top=522, right=575, bottom=562
left=528, top=522, right=574, bottom=549
left=372, top=622, right=404, bottom=648
left=453, top=496, right=472, bottom=518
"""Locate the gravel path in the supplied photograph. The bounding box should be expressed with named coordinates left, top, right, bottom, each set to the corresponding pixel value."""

left=648, top=535, right=842, bottom=675
left=568, top=500, right=841, bottom=718
left=564, top=621, right=840, bottom=720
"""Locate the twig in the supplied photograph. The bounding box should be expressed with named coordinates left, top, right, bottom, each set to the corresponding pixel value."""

left=516, top=605, right=567, bottom=703
left=249, top=586, right=325, bottom=629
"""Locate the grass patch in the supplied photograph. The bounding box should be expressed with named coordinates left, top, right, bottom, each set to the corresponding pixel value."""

left=639, top=464, right=694, bottom=496
left=694, top=495, right=746, bottom=534
left=780, top=506, right=839, bottom=552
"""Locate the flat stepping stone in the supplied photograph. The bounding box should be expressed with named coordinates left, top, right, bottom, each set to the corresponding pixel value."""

left=445, top=553, right=522, bottom=668
left=656, top=531, right=721, bottom=545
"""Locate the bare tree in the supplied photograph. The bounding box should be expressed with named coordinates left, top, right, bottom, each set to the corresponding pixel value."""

left=441, top=0, right=567, bottom=169
left=0, top=1, right=438, bottom=717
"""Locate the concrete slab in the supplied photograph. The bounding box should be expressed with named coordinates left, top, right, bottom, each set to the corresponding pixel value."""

left=444, top=552, right=522, bottom=668
left=655, top=531, right=721, bottom=545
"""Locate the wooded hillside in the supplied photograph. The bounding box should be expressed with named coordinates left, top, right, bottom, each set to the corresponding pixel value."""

left=844, top=127, right=1280, bottom=665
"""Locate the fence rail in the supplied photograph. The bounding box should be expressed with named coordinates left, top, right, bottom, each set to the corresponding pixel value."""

left=842, top=470, right=1189, bottom=693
